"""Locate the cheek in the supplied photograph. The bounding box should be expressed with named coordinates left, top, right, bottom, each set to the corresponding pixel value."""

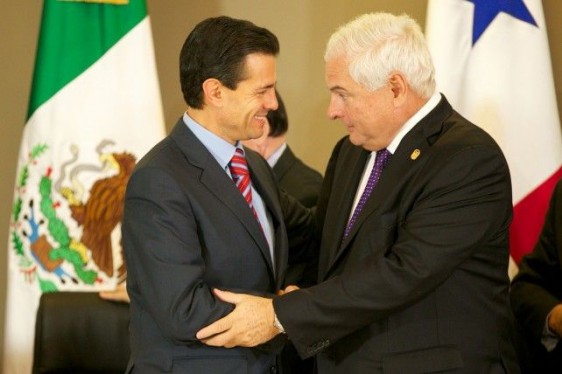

left=354, top=107, right=379, bottom=135
left=346, top=102, right=366, bottom=122
left=243, top=107, right=256, bottom=123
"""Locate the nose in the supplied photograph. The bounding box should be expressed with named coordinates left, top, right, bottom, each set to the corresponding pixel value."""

left=327, top=97, right=340, bottom=120
left=266, top=89, right=278, bottom=111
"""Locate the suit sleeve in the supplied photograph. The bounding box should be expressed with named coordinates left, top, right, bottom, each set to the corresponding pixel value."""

left=510, top=180, right=562, bottom=343
left=123, top=166, right=233, bottom=344
left=274, top=143, right=512, bottom=358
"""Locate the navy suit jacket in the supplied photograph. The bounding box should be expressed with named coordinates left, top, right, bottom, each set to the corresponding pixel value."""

left=123, top=120, right=309, bottom=373
left=274, top=96, right=520, bottom=373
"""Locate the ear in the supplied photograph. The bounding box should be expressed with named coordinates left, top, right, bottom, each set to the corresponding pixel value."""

left=201, top=78, right=224, bottom=107
left=388, top=73, right=407, bottom=106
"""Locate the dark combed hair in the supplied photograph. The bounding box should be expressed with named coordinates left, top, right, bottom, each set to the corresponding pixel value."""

left=179, top=16, right=280, bottom=109
left=266, top=89, right=288, bottom=137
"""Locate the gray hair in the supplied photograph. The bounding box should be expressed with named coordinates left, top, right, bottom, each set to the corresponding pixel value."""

left=324, top=12, right=435, bottom=98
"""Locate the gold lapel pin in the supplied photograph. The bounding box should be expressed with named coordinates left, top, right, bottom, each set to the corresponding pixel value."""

left=410, top=149, right=421, bottom=160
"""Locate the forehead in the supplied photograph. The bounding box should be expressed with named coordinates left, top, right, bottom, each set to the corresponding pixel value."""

left=326, top=56, right=369, bottom=96
left=240, top=53, right=277, bottom=83
left=325, top=56, right=352, bottom=86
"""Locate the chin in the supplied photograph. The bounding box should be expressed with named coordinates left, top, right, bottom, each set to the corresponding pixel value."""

left=250, top=128, right=265, bottom=139
left=348, top=135, right=362, bottom=146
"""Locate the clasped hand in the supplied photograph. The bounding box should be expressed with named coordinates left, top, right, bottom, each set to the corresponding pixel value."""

left=196, top=286, right=299, bottom=348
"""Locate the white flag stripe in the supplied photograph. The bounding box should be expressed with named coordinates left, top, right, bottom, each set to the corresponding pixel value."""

left=4, top=6, right=165, bottom=373
left=26, top=18, right=164, bottom=161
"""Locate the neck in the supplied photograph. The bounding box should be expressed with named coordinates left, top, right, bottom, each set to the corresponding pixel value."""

left=186, top=107, right=236, bottom=145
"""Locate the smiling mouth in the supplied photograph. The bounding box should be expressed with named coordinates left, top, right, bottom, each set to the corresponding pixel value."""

left=254, top=115, right=267, bottom=125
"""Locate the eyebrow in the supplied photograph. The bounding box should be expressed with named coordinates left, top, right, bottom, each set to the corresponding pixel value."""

left=255, top=83, right=276, bottom=91
left=329, top=85, right=347, bottom=92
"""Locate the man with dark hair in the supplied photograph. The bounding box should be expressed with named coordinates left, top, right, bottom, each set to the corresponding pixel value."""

left=243, top=90, right=323, bottom=209
left=122, top=16, right=310, bottom=373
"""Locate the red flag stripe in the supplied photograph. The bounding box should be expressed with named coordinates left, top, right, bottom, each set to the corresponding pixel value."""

left=510, top=166, right=562, bottom=263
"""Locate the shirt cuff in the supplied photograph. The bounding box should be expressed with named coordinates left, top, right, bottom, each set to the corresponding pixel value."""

left=542, top=313, right=560, bottom=352
left=273, top=313, right=286, bottom=334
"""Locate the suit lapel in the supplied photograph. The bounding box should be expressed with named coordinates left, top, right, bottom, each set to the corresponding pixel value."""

left=338, top=130, right=428, bottom=249
left=247, top=154, right=286, bottom=287
left=325, top=96, right=454, bottom=276
left=318, top=146, right=369, bottom=280
left=170, top=121, right=273, bottom=274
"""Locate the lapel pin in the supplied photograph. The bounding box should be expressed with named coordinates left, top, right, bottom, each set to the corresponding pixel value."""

left=410, top=149, right=421, bottom=160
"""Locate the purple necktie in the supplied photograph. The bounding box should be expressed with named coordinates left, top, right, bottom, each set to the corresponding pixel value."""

left=343, top=148, right=392, bottom=239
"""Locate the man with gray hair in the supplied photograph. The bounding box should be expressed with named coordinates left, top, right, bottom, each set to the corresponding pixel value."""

left=197, top=12, right=520, bottom=373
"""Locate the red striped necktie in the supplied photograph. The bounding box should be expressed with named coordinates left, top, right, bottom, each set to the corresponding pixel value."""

left=229, top=148, right=259, bottom=222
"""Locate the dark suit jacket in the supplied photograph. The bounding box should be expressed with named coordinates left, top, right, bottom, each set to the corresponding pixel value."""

left=510, top=179, right=562, bottom=373
left=273, top=146, right=322, bottom=374
left=122, top=120, right=308, bottom=374
left=273, top=95, right=520, bottom=373
left=273, top=146, right=323, bottom=286
left=273, top=146, right=323, bottom=208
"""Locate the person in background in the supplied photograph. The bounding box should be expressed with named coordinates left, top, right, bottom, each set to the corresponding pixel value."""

left=243, top=89, right=323, bottom=209
left=196, top=12, right=520, bottom=373
left=244, top=88, right=319, bottom=374
left=122, top=15, right=310, bottom=373
left=510, top=179, right=562, bottom=373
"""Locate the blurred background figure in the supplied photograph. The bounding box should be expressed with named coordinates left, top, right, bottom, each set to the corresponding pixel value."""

left=511, top=178, right=562, bottom=373
left=243, top=89, right=323, bottom=208
left=244, top=89, right=320, bottom=373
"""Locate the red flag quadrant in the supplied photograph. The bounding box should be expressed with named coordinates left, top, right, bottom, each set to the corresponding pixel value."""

left=510, top=166, right=562, bottom=263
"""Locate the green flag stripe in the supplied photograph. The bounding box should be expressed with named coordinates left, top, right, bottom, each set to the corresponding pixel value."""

left=27, top=0, right=147, bottom=120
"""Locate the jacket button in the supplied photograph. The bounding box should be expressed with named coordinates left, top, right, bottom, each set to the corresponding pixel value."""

left=270, top=366, right=277, bottom=373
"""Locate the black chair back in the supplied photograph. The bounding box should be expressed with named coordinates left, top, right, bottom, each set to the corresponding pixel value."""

left=32, top=291, right=129, bottom=374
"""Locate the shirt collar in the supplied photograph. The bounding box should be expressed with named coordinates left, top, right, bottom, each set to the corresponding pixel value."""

left=183, top=112, right=239, bottom=169
left=266, top=142, right=287, bottom=168
left=386, top=91, right=441, bottom=154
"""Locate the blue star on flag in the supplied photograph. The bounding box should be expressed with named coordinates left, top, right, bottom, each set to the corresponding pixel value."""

left=466, top=0, right=537, bottom=45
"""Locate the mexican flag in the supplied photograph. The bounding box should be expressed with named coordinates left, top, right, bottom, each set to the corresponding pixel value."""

left=4, top=0, right=165, bottom=372
left=425, top=0, right=562, bottom=278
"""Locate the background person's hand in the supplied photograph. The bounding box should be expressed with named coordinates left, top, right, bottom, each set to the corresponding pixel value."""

left=99, top=282, right=130, bottom=303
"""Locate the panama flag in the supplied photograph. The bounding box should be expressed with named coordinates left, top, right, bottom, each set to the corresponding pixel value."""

left=426, top=0, right=562, bottom=278
left=4, top=0, right=165, bottom=372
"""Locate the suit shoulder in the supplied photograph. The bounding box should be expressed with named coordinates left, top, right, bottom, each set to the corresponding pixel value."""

left=135, top=136, right=177, bottom=169
left=437, top=112, right=504, bottom=155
